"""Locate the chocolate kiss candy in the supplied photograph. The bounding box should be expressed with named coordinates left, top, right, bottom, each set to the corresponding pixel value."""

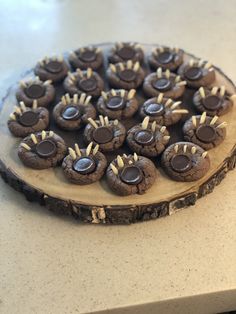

left=93, top=126, right=113, bottom=144
left=119, top=69, right=136, bottom=82
left=185, top=66, right=203, bottom=81
left=62, top=106, right=81, bottom=120
left=203, top=95, right=222, bottom=110
left=170, top=154, right=192, bottom=173
left=134, top=130, right=154, bottom=145
left=120, top=165, right=143, bottom=185
left=80, top=50, right=96, bottom=62
left=18, top=111, right=39, bottom=127
left=35, top=140, right=57, bottom=158
left=45, top=60, right=63, bottom=74
left=73, top=157, right=96, bottom=174
left=144, top=103, right=164, bottom=116
left=106, top=96, right=125, bottom=110
left=117, top=46, right=135, bottom=60
left=25, top=84, right=46, bottom=99
left=152, top=78, right=172, bottom=92
left=196, top=125, right=216, bottom=143
left=157, top=51, right=174, bottom=64
left=79, top=78, right=97, bottom=92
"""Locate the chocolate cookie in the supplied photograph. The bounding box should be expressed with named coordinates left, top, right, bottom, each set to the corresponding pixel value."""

left=18, top=131, right=67, bottom=169
left=106, top=60, right=145, bottom=90
left=178, top=59, right=215, bottom=88
left=139, top=93, right=189, bottom=126
left=62, top=142, right=107, bottom=185
left=193, top=85, right=234, bottom=116
left=96, top=89, right=138, bottom=119
left=83, top=116, right=126, bottom=152
left=183, top=112, right=227, bottom=150
left=53, top=93, right=96, bottom=131
left=106, top=153, right=157, bottom=195
left=143, top=67, right=186, bottom=99
left=16, top=77, right=55, bottom=107
left=63, top=68, right=104, bottom=98
left=69, top=46, right=103, bottom=70
left=126, top=117, right=170, bottom=157
left=161, top=142, right=210, bottom=181
left=34, top=56, right=69, bottom=83
left=149, top=46, right=184, bottom=72
left=8, top=101, right=49, bottom=137
left=108, top=42, right=144, bottom=64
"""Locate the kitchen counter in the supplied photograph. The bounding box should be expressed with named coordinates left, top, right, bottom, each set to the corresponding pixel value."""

left=0, top=1, right=236, bottom=313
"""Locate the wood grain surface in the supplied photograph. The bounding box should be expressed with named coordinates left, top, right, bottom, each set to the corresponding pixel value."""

left=0, top=43, right=235, bottom=224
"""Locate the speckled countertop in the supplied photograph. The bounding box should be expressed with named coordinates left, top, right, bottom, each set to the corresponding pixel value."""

left=0, top=1, right=236, bottom=313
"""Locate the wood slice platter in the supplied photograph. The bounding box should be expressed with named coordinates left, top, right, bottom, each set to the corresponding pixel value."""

left=0, top=43, right=235, bottom=224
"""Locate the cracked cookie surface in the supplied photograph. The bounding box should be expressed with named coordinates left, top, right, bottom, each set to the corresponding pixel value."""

left=139, top=93, right=188, bottom=126
left=96, top=89, right=138, bottom=119
left=53, top=93, right=96, bottom=131
left=18, top=131, right=67, bottom=169
left=108, top=42, right=144, bottom=64
left=183, top=113, right=227, bottom=150
left=161, top=142, right=210, bottom=182
left=62, top=143, right=107, bottom=185
left=106, top=154, right=157, bottom=195
left=143, top=67, right=186, bottom=99
left=63, top=68, right=104, bottom=98
left=16, top=77, right=55, bottom=107
left=34, top=56, right=69, bottom=83
left=148, top=46, right=184, bottom=71
left=69, top=46, right=103, bottom=70
left=126, top=117, right=170, bottom=157
left=107, top=60, right=145, bottom=90
left=83, top=116, right=126, bottom=152
left=8, top=101, right=49, bottom=137
left=193, top=86, right=234, bottom=116
left=178, top=59, right=215, bottom=88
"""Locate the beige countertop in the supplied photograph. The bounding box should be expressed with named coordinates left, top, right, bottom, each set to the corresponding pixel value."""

left=0, top=0, right=236, bottom=313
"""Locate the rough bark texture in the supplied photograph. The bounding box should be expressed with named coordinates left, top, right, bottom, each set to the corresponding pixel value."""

left=0, top=145, right=235, bottom=224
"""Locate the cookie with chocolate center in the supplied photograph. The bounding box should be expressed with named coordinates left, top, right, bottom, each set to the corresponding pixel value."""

left=183, top=112, right=227, bottom=150
left=34, top=56, right=69, bottom=83
left=149, top=46, right=184, bottom=72
left=8, top=101, right=49, bottom=137
left=108, top=42, right=144, bottom=64
left=106, top=60, right=145, bottom=90
left=106, top=153, right=157, bottom=195
left=161, top=142, right=210, bottom=181
left=16, top=77, right=55, bottom=107
left=63, top=68, right=104, bottom=98
left=193, top=85, right=234, bottom=116
left=69, top=46, right=103, bottom=70
left=83, top=116, right=126, bottom=152
left=126, top=117, right=170, bottom=157
left=18, top=131, right=67, bottom=169
left=53, top=93, right=96, bottom=131
left=178, top=59, right=215, bottom=88
left=139, top=93, right=189, bottom=126
left=96, top=89, right=138, bottom=119
left=62, top=143, right=107, bottom=185
left=143, top=67, right=186, bottom=99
